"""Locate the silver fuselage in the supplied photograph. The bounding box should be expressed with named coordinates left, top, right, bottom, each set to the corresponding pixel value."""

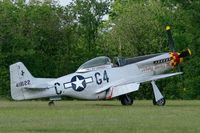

left=20, top=53, right=172, bottom=100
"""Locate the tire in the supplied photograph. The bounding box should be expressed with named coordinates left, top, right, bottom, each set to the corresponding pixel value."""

left=120, top=94, right=133, bottom=106
left=153, top=98, right=157, bottom=105
left=156, top=98, right=166, bottom=106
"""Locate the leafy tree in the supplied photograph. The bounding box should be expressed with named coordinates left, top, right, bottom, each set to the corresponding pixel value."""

left=69, top=0, right=110, bottom=52
left=0, top=1, right=75, bottom=97
left=0, top=0, right=199, bottom=100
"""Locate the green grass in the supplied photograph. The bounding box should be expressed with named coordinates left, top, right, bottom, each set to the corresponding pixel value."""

left=0, top=100, right=200, bottom=133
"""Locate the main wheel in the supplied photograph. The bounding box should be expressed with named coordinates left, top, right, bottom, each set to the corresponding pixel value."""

left=155, top=98, right=166, bottom=106
left=153, top=98, right=157, bottom=105
left=120, top=94, right=133, bottom=106
left=48, top=101, right=55, bottom=106
left=153, top=98, right=166, bottom=106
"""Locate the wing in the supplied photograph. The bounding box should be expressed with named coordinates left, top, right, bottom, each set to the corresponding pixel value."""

left=139, top=72, right=183, bottom=83
left=96, top=72, right=183, bottom=94
left=106, top=83, right=140, bottom=99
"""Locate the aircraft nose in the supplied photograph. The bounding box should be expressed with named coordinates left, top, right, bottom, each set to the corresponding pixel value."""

left=169, top=49, right=191, bottom=67
left=170, top=52, right=181, bottom=67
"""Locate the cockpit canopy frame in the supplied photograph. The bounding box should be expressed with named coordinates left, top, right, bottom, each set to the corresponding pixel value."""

left=76, top=56, right=112, bottom=73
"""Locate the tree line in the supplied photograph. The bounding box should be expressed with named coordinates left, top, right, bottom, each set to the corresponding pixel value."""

left=0, top=0, right=199, bottom=99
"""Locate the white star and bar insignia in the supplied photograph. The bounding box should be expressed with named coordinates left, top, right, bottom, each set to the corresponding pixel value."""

left=63, top=75, right=93, bottom=91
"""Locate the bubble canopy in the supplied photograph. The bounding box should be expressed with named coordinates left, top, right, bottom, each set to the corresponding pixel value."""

left=76, top=56, right=112, bottom=73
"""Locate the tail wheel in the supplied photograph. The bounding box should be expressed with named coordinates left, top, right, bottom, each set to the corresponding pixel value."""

left=48, top=101, right=55, bottom=106
left=120, top=94, right=133, bottom=106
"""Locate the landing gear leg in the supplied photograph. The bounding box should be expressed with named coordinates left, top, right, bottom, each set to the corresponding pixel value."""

left=48, top=101, right=55, bottom=106
left=151, top=81, right=166, bottom=106
left=119, top=94, right=133, bottom=106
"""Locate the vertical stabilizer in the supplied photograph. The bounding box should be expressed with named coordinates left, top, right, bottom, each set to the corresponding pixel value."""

left=9, top=62, right=34, bottom=100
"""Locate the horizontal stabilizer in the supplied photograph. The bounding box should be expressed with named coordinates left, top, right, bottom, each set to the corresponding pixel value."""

left=24, top=78, right=55, bottom=90
left=24, top=83, right=52, bottom=90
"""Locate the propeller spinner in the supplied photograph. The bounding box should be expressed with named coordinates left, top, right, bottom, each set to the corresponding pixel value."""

left=169, top=49, right=191, bottom=68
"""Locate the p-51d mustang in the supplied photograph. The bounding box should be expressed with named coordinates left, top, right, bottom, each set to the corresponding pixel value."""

left=10, top=26, right=191, bottom=106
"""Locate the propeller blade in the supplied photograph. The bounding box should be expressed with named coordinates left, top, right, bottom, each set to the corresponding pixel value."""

left=178, top=49, right=192, bottom=58
left=166, top=26, right=175, bottom=52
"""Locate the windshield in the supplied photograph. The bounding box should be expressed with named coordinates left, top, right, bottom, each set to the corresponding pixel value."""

left=77, top=56, right=111, bottom=72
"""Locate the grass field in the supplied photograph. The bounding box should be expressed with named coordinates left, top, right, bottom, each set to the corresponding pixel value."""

left=0, top=100, right=200, bottom=133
